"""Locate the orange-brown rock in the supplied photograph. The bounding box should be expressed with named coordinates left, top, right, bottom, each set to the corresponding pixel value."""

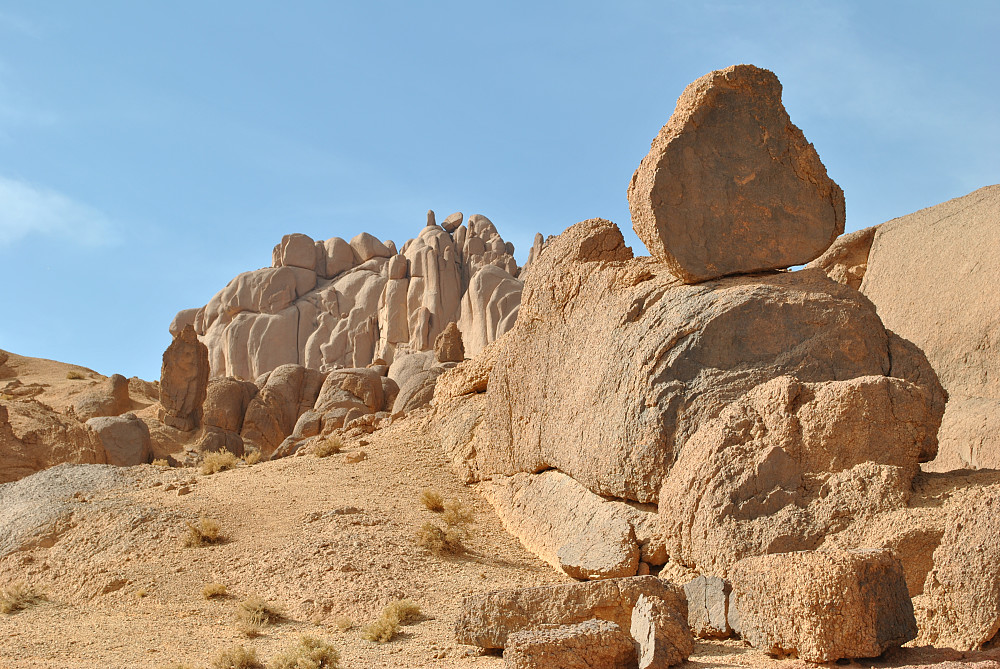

left=806, top=225, right=877, bottom=290
left=157, top=325, right=209, bottom=432
left=729, top=549, right=917, bottom=662
left=503, top=619, right=636, bottom=669
left=915, top=483, right=1000, bottom=650
left=454, top=576, right=686, bottom=650
left=631, top=592, right=694, bottom=668
left=71, top=374, right=131, bottom=421
left=628, top=64, right=844, bottom=283
left=434, top=322, right=464, bottom=363
left=860, top=185, right=1000, bottom=470
left=657, top=373, right=942, bottom=576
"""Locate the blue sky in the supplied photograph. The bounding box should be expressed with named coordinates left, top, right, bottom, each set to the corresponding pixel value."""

left=0, top=1, right=997, bottom=380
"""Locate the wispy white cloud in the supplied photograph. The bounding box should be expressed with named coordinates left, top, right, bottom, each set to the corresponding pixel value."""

left=0, top=176, right=116, bottom=247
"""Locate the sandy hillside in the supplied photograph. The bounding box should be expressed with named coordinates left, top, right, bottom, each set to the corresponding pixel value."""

left=1, top=404, right=999, bottom=668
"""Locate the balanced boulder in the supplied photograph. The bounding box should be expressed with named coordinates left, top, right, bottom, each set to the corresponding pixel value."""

left=86, top=413, right=152, bottom=467
left=627, top=64, right=844, bottom=283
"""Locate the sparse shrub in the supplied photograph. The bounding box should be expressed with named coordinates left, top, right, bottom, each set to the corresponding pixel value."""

left=416, top=522, right=464, bottom=555
left=441, top=498, right=473, bottom=527
left=134, top=588, right=149, bottom=599
left=0, top=581, right=45, bottom=614
left=183, top=516, right=223, bottom=547
left=210, top=645, right=264, bottom=669
left=66, top=370, right=85, bottom=380
left=419, top=489, right=444, bottom=512
left=152, top=458, right=170, bottom=467
left=270, top=635, right=340, bottom=669
left=243, top=449, right=262, bottom=465
left=362, top=598, right=421, bottom=643
left=384, top=599, right=420, bottom=625
left=201, top=449, right=238, bottom=475
left=314, top=437, right=343, bottom=458
left=202, top=582, right=228, bottom=599
left=237, top=595, right=283, bottom=637
left=333, top=616, right=354, bottom=632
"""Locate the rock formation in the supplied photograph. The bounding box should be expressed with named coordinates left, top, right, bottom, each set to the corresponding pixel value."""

left=503, top=620, right=636, bottom=669
left=432, top=64, right=946, bottom=586
left=170, top=211, right=527, bottom=381
left=627, top=64, right=844, bottom=283
left=157, top=325, right=210, bottom=431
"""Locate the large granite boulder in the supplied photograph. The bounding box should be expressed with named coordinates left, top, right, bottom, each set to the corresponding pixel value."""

left=157, top=325, right=209, bottom=432
left=729, top=549, right=917, bottom=662
left=439, top=218, right=929, bottom=506
left=627, top=64, right=844, bottom=283
left=859, top=185, right=1000, bottom=470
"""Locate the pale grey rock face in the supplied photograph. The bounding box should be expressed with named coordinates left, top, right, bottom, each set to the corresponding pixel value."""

left=172, top=214, right=529, bottom=381
left=682, top=575, right=732, bottom=639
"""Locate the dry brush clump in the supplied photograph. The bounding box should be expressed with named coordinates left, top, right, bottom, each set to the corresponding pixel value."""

left=416, top=522, right=464, bottom=555
left=441, top=498, right=474, bottom=526
left=333, top=616, right=354, bottom=632
left=201, top=449, right=239, bottom=475
left=0, top=581, right=45, bottom=614
left=183, top=516, right=224, bottom=547
left=237, top=595, right=284, bottom=637
left=65, top=370, right=86, bottom=380
left=202, top=582, right=228, bottom=599
left=210, top=645, right=264, bottom=669
left=270, top=635, right=340, bottom=669
left=419, top=488, right=444, bottom=512
left=314, top=437, right=344, bottom=458
left=242, top=449, right=262, bottom=465
left=362, top=599, right=421, bottom=643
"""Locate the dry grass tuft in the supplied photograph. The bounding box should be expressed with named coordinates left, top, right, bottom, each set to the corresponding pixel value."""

left=242, top=449, right=262, bottom=465
left=209, top=645, right=265, bottom=669
left=152, top=458, right=170, bottom=467
left=237, top=595, right=284, bottom=637
left=333, top=616, right=354, bottom=632
left=314, top=437, right=344, bottom=458
left=202, top=582, right=228, bottom=599
left=201, top=449, right=238, bottom=475
left=441, top=498, right=474, bottom=527
left=419, top=489, right=444, bottom=512
left=270, top=635, right=340, bottom=669
left=0, top=581, right=45, bottom=614
left=65, top=370, right=86, bottom=380
left=416, top=522, right=465, bottom=555
left=362, top=599, right=421, bottom=643
left=183, top=516, right=223, bottom=548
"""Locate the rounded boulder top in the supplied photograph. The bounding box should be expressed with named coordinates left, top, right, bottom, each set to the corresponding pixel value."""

left=627, top=64, right=845, bottom=283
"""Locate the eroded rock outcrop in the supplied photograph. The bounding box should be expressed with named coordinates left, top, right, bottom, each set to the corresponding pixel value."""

left=173, top=211, right=527, bottom=380
left=503, top=619, right=636, bottom=669
left=627, top=64, right=844, bottom=283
